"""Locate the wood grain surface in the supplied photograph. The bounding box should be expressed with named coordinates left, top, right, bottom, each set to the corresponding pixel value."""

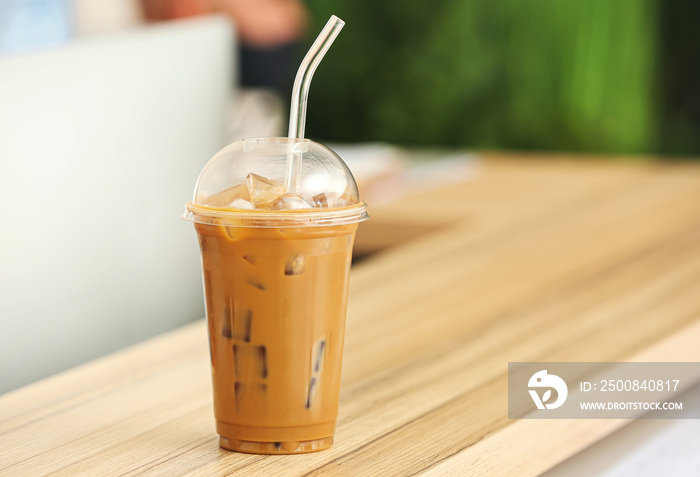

left=2, top=154, right=700, bottom=476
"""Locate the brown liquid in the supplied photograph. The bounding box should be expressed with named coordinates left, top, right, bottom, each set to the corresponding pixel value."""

left=195, top=221, right=357, bottom=454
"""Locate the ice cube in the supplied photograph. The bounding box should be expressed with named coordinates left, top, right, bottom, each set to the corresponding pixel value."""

left=232, top=344, right=239, bottom=375
left=326, top=193, right=353, bottom=208
left=285, top=254, right=305, bottom=275
left=268, top=193, right=312, bottom=211
left=258, top=345, right=268, bottom=379
left=221, top=305, right=233, bottom=338
left=202, top=184, right=249, bottom=207
left=310, top=192, right=352, bottom=208
left=246, top=173, right=286, bottom=205
left=224, top=226, right=238, bottom=240
left=234, top=381, right=243, bottom=411
left=312, top=193, right=328, bottom=208
left=233, top=342, right=267, bottom=379
left=247, top=278, right=265, bottom=290
left=312, top=339, right=326, bottom=373
left=231, top=198, right=256, bottom=210
left=232, top=309, right=252, bottom=342
left=305, top=377, right=317, bottom=409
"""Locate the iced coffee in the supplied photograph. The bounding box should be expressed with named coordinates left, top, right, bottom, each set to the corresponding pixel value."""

left=185, top=138, right=368, bottom=453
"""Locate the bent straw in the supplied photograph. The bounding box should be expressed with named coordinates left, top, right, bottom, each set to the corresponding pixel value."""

left=285, top=15, right=345, bottom=193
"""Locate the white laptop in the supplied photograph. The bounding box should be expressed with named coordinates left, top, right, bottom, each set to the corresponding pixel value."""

left=0, top=16, right=233, bottom=392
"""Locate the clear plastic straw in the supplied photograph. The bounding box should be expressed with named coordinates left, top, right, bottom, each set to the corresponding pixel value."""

left=285, top=15, right=345, bottom=193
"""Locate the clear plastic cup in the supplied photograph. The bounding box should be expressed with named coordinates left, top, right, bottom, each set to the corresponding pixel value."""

left=185, top=138, right=368, bottom=454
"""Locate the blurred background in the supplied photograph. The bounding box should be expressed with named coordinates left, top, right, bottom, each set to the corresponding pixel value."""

left=1, top=0, right=699, bottom=393
left=307, top=0, right=699, bottom=156
left=3, top=0, right=700, bottom=155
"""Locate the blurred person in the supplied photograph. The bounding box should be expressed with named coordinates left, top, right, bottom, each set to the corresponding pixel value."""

left=140, top=0, right=309, bottom=94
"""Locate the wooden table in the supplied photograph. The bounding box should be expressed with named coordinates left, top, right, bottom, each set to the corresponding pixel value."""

left=3, top=154, right=700, bottom=476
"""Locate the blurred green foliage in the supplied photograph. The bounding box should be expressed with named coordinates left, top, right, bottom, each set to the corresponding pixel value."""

left=657, top=1, right=700, bottom=156
left=302, top=0, right=659, bottom=155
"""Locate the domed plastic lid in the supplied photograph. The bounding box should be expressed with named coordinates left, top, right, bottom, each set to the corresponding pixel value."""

left=184, top=138, right=369, bottom=228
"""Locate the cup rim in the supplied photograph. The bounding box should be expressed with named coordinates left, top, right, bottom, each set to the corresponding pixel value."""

left=184, top=202, right=369, bottom=228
